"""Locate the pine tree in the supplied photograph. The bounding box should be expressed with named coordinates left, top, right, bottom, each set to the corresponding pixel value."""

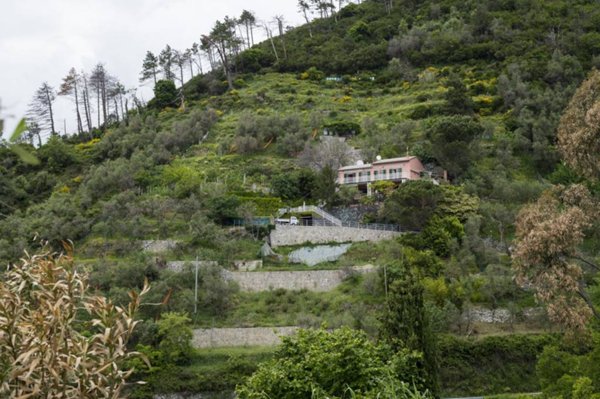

left=159, top=45, right=176, bottom=81
left=190, top=43, right=204, bottom=74
left=90, top=64, right=108, bottom=128
left=444, top=73, right=473, bottom=115
left=140, top=51, right=159, bottom=85
left=26, top=82, right=56, bottom=136
left=239, top=10, right=256, bottom=47
left=298, top=1, right=313, bottom=38
left=202, top=18, right=241, bottom=90
left=58, top=68, right=84, bottom=134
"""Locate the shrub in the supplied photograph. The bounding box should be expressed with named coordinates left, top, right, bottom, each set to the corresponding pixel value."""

left=438, top=334, right=556, bottom=396
left=153, top=79, right=178, bottom=109
left=237, top=327, right=432, bottom=399
left=323, top=121, right=361, bottom=136
left=348, top=20, right=371, bottom=41
left=0, top=250, right=148, bottom=397
left=380, top=180, right=444, bottom=231
left=300, top=67, right=325, bottom=81
left=157, top=312, right=194, bottom=365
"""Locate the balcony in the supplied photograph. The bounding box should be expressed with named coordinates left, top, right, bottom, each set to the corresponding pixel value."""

left=341, top=173, right=405, bottom=184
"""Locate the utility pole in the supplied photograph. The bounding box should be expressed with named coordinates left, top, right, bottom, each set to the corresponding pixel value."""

left=194, top=256, right=199, bottom=314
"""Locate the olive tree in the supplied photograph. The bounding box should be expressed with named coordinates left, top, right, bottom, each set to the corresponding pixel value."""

left=513, top=70, right=600, bottom=333
left=0, top=249, right=149, bottom=397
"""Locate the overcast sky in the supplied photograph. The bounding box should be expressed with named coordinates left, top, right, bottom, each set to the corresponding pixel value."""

left=0, top=0, right=302, bottom=139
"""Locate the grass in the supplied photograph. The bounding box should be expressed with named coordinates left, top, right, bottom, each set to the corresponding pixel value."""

left=132, top=346, right=276, bottom=396
left=191, top=274, right=384, bottom=332
left=188, top=345, right=275, bottom=375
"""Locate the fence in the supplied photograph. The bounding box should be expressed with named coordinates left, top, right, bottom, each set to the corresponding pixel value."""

left=277, top=205, right=342, bottom=226
left=229, top=206, right=401, bottom=232
left=307, top=218, right=401, bottom=231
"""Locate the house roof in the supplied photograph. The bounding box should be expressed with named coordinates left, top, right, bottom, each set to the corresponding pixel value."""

left=339, top=163, right=372, bottom=171
left=372, top=156, right=416, bottom=165
left=339, top=156, right=418, bottom=171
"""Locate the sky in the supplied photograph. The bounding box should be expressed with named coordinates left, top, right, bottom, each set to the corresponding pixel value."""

left=0, top=0, right=302, bottom=139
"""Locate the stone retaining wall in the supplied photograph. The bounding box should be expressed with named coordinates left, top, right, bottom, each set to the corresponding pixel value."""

left=141, top=240, right=179, bottom=253
left=165, top=260, right=218, bottom=273
left=224, top=265, right=375, bottom=292
left=270, top=225, right=400, bottom=247
left=154, top=393, right=234, bottom=399
left=193, top=327, right=299, bottom=348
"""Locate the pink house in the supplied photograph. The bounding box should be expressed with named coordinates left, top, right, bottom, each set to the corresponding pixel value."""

left=338, top=156, right=437, bottom=194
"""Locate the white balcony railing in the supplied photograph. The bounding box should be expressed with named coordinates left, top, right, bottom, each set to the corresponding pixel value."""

left=342, top=173, right=405, bottom=184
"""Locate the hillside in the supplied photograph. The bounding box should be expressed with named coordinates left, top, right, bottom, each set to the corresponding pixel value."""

left=1, top=0, right=600, bottom=398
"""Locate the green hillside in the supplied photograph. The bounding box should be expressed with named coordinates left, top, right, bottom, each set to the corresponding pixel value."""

left=2, top=0, right=600, bottom=398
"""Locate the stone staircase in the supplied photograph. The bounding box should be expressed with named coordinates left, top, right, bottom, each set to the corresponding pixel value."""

left=277, top=204, right=342, bottom=226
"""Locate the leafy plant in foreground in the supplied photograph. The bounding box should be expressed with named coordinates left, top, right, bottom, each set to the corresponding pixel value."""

left=0, top=248, right=149, bottom=398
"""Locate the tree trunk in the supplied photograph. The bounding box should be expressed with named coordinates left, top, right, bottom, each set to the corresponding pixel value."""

left=245, top=23, right=251, bottom=48
left=179, top=65, right=185, bottom=88
left=281, top=37, right=287, bottom=60
left=213, top=40, right=233, bottom=90
left=250, top=25, right=255, bottom=45
left=101, top=78, right=107, bottom=128
left=119, top=92, right=125, bottom=121
left=266, top=28, right=279, bottom=62
left=44, top=85, right=56, bottom=134
left=152, top=68, right=157, bottom=85
left=577, top=284, right=600, bottom=320
left=188, top=58, right=194, bottom=78
left=197, top=55, right=203, bottom=74
left=303, top=11, right=313, bottom=38
left=207, top=49, right=215, bottom=70
left=82, top=75, right=92, bottom=131
left=96, top=86, right=101, bottom=128
left=82, top=89, right=91, bottom=132
left=73, top=80, right=83, bottom=134
left=113, top=97, right=120, bottom=122
left=237, top=25, right=246, bottom=50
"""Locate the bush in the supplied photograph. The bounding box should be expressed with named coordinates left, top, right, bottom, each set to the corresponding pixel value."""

left=300, top=67, right=325, bottom=81
left=348, top=20, right=371, bottom=41
left=438, top=334, right=557, bottom=396
left=323, top=121, right=361, bottom=136
left=425, top=116, right=484, bottom=179
left=237, top=327, right=431, bottom=399
left=157, top=312, right=194, bottom=365
left=153, top=79, right=178, bottom=109
left=380, top=180, right=444, bottom=231
left=38, top=135, right=80, bottom=173
left=237, top=48, right=275, bottom=73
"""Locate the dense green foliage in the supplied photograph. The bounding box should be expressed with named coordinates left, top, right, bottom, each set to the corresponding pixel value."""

left=3, top=0, right=600, bottom=396
left=237, top=327, right=431, bottom=399
left=439, top=334, right=557, bottom=396
left=152, top=79, right=178, bottom=109
left=380, top=263, right=439, bottom=395
left=535, top=334, right=600, bottom=398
